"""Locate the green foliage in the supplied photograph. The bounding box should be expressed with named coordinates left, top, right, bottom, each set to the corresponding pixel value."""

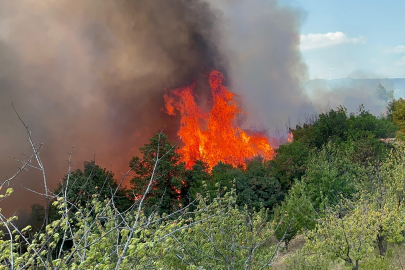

left=236, top=158, right=284, bottom=212
left=12, top=103, right=405, bottom=270
left=304, top=198, right=379, bottom=270
left=286, top=249, right=334, bottom=270
left=55, top=161, right=131, bottom=211
left=184, top=160, right=211, bottom=203
left=293, top=105, right=397, bottom=150
left=270, top=140, right=310, bottom=191
left=347, top=132, right=388, bottom=167
left=288, top=145, right=405, bottom=270
left=393, top=98, right=405, bottom=140
left=360, top=256, right=394, bottom=270
left=26, top=203, right=59, bottom=233
left=386, top=98, right=397, bottom=122
left=303, top=142, right=364, bottom=211
left=206, top=160, right=285, bottom=212
left=293, top=106, right=349, bottom=149
left=369, top=146, right=405, bottom=256
left=130, top=133, right=187, bottom=215
left=274, top=142, right=367, bottom=247
left=161, top=187, right=280, bottom=269
left=273, top=180, right=316, bottom=249
left=210, top=162, right=241, bottom=196
left=0, top=185, right=286, bottom=269
left=347, top=105, right=396, bottom=139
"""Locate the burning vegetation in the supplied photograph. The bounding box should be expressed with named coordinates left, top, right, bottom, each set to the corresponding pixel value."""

left=164, top=70, right=277, bottom=170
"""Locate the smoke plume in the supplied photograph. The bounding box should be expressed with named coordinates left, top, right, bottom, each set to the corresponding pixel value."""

left=0, top=0, right=311, bottom=215
left=207, top=0, right=313, bottom=130
left=0, top=0, right=227, bottom=215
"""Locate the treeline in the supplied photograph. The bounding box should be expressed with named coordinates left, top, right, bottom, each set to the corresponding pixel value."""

left=3, top=97, right=405, bottom=269
left=30, top=104, right=399, bottom=224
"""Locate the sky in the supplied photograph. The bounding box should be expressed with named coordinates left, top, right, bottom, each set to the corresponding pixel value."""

left=293, top=0, right=405, bottom=80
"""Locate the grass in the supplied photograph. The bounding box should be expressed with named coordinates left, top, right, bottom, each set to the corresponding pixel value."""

left=271, top=235, right=405, bottom=270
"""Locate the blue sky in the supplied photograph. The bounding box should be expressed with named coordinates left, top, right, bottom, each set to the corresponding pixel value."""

left=294, top=0, right=405, bottom=79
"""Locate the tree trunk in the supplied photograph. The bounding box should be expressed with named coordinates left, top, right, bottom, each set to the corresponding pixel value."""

left=377, top=234, right=388, bottom=257
left=284, top=240, right=289, bottom=251
left=352, top=260, right=359, bottom=270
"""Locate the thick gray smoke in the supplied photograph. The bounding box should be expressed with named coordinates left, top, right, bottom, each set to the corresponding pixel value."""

left=0, top=0, right=313, bottom=215
left=207, top=0, right=313, bottom=130
left=0, top=0, right=227, bottom=215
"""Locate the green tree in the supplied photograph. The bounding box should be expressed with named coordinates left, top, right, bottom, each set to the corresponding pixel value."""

left=130, top=133, right=186, bottom=215
left=386, top=98, right=397, bottom=122
left=369, top=146, right=405, bottom=256
left=293, top=105, right=396, bottom=150
left=55, top=161, right=131, bottom=211
left=293, top=106, right=348, bottom=149
left=347, top=105, right=397, bottom=139
left=209, top=162, right=242, bottom=197
left=273, top=180, right=316, bottom=250
left=161, top=188, right=281, bottom=269
left=270, top=140, right=310, bottom=191
left=272, top=142, right=366, bottom=248
left=184, top=160, right=211, bottom=209
left=0, top=186, right=287, bottom=269
left=26, top=203, right=59, bottom=233
left=302, top=142, right=364, bottom=211
left=392, top=98, right=405, bottom=140
left=305, top=198, right=379, bottom=270
left=236, top=158, right=284, bottom=212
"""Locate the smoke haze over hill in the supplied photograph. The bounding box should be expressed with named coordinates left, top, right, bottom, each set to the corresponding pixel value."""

left=303, top=78, right=405, bottom=116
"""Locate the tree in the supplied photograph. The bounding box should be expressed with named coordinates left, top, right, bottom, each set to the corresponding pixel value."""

left=26, top=203, right=59, bottom=233
left=236, top=158, right=284, bottom=212
left=205, top=162, right=242, bottom=201
left=293, top=106, right=348, bottom=149
left=347, top=104, right=397, bottom=139
left=273, top=180, right=316, bottom=250
left=386, top=98, right=397, bottom=122
left=305, top=198, right=379, bottom=270
left=392, top=98, right=405, bottom=140
left=184, top=160, right=211, bottom=204
left=368, top=146, right=405, bottom=256
left=270, top=140, right=310, bottom=191
left=302, top=142, right=364, bottom=211
left=130, top=133, right=187, bottom=215
left=272, top=142, right=366, bottom=249
left=55, top=161, right=131, bottom=211
left=160, top=188, right=283, bottom=269
left=376, top=83, right=394, bottom=102
left=0, top=110, right=285, bottom=269
left=293, top=105, right=397, bottom=149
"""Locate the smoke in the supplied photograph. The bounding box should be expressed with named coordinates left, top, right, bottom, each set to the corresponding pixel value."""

left=206, top=0, right=314, bottom=130
left=0, top=0, right=314, bottom=216
left=304, top=79, right=394, bottom=116
left=0, top=0, right=227, bottom=215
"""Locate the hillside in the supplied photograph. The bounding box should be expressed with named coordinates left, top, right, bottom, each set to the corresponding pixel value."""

left=303, top=78, right=405, bottom=98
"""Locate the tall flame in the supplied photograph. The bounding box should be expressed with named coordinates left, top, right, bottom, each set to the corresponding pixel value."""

left=164, top=70, right=276, bottom=170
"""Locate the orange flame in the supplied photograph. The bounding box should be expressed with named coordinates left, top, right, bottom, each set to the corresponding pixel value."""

left=287, top=131, right=293, bottom=143
left=164, top=70, right=276, bottom=170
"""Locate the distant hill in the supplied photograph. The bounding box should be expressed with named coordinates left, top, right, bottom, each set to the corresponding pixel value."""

left=303, top=78, right=405, bottom=99
left=301, top=78, right=405, bottom=115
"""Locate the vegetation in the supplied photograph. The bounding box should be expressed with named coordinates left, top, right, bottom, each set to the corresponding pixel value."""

left=4, top=92, right=405, bottom=269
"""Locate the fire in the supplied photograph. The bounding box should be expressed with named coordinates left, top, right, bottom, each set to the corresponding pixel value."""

left=287, top=131, right=293, bottom=143
left=164, top=70, right=276, bottom=170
